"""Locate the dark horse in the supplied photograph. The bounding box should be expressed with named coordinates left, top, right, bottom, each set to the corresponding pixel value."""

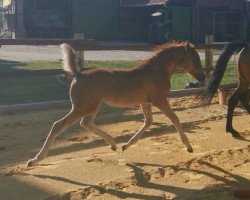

left=200, top=42, right=250, bottom=137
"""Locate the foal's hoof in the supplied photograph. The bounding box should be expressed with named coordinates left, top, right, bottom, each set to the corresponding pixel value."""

left=110, top=144, right=117, bottom=151
left=110, top=142, right=117, bottom=151
left=27, top=158, right=38, bottom=168
left=187, top=147, right=193, bottom=153
left=122, top=145, right=128, bottom=152
left=27, top=160, right=35, bottom=168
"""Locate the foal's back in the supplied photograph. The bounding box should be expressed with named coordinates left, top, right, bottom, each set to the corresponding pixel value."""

left=73, top=65, right=163, bottom=108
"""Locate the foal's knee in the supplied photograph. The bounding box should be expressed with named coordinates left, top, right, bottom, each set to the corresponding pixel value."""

left=50, top=120, right=65, bottom=137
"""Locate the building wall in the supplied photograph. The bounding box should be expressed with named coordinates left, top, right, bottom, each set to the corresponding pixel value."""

left=194, top=0, right=248, bottom=43
left=72, top=0, right=120, bottom=40
left=24, top=0, right=71, bottom=38
left=196, top=0, right=246, bottom=10
left=19, top=0, right=250, bottom=42
left=120, top=0, right=248, bottom=43
left=120, top=5, right=162, bottom=41
left=193, top=6, right=247, bottom=43
left=172, top=7, right=192, bottom=41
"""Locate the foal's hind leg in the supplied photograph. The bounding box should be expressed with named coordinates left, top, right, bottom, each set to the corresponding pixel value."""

left=152, top=99, right=193, bottom=153
left=80, top=114, right=117, bottom=151
left=122, top=104, right=152, bottom=151
left=27, top=108, right=82, bottom=167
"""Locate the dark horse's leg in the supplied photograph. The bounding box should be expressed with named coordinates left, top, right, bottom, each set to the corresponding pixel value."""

left=226, top=83, right=249, bottom=137
left=226, top=90, right=241, bottom=137
left=239, top=89, right=250, bottom=113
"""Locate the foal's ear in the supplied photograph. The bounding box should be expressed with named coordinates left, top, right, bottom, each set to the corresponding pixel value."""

left=184, top=42, right=194, bottom=51
left=186, top=42, right=194, bottom=48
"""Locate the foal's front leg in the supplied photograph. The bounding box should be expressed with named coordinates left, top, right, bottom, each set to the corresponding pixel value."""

left=122, top=104, right=152, bottom=151
left=80, top=115, right=117, bottom=151
left=153, top=99, right=193, bottom=153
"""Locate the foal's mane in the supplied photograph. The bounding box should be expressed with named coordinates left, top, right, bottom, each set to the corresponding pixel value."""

left=153, top=41, right=193, bottom=53
left=134, top=41, right=194, bottom=69
left=83, top=41, right=194, bottom=73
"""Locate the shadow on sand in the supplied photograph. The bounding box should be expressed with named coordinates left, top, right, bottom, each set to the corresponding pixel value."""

left=29, top=160, right=249, bottom=200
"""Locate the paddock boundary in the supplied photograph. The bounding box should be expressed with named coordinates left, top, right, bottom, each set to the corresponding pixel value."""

left=0, top=38, right=239, bottom=109
left=0, top=83, right=237, bottom=113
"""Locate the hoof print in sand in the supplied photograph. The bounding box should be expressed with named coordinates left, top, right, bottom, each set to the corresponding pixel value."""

left=47, top=186, right=105, bottom=200
left=5, top=167, right=29, bottom=176
left=86, top=157, right=103, bottom=163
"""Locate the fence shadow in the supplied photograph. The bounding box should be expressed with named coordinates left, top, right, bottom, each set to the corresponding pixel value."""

left=0, top=59, right=23, bottom=72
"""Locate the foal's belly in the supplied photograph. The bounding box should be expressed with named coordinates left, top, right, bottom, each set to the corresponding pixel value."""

left=105, top=95, right=150, bottom=108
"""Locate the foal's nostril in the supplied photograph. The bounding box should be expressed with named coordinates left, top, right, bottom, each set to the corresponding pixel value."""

left=185, top=81, right=201, bottom=89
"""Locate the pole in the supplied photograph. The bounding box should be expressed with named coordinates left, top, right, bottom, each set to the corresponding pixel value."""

left=73, top=33, right=85, bottom=71
left=205, top=35, right=214, bottom=76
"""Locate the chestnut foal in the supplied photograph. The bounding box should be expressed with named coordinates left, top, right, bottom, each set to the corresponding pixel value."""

left=28, top=42, right=205, bottom=167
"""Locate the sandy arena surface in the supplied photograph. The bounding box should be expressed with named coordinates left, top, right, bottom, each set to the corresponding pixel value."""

left=0, top=96, right=249, bottom=200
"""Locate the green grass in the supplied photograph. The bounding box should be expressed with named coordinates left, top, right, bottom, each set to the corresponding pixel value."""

left=85, top=60, right=136, bottom=69
left=0, top=60, right=238, bottom=105
left=0, top=60, right=136, bottom=71
left=171, top=62, right=238, bottom=90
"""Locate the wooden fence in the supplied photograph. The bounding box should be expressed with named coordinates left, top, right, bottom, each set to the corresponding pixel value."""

left=0, top=38, right=225, bottom=50
left=0, top=38, right=226, bottom=78
left=0, top=38, right=239, bottom=110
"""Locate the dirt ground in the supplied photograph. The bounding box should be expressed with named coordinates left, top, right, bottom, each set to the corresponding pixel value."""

left=0, top=96, right=249, bottom=200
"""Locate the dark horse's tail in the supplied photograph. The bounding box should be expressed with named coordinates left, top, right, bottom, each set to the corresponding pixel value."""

left=200, top=42, right=248, bottom=104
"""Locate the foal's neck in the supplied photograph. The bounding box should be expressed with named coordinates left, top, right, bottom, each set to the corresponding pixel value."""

left=146, top=48, right=185, bottom=75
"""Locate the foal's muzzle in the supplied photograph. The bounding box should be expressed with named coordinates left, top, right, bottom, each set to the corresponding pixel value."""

left=194, top=72, right=206, bottom=86
left=186, top=72, right=206, bottom=89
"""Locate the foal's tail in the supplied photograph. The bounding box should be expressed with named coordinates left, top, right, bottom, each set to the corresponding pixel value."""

left=61, top=43, right=81, bottom=76
left=200, top=42, right=248, bottom=104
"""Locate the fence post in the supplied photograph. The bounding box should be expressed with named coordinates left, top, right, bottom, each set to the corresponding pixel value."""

left=205, top=35, right=214, bottom=76
left=74, top=33, right=85, bottom=71
left=13, top=0, right=26, bottom=38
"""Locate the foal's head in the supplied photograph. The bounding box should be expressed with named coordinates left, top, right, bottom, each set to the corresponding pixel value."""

left=156, top=42, right=206, bottom=84
left=180, top=42, right=206, bottom=84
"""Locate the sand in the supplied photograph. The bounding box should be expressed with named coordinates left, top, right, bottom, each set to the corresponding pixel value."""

left=0, top=96, right=249, bottom=200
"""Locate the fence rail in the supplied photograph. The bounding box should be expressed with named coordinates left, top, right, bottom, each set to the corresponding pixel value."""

left=0, top=38, right=232, bottom=79
left=0, top=67, right=215, bottom=79
left=0, top=38, right=230, bottom=51
left=0, top=38, right=239, bottom=110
